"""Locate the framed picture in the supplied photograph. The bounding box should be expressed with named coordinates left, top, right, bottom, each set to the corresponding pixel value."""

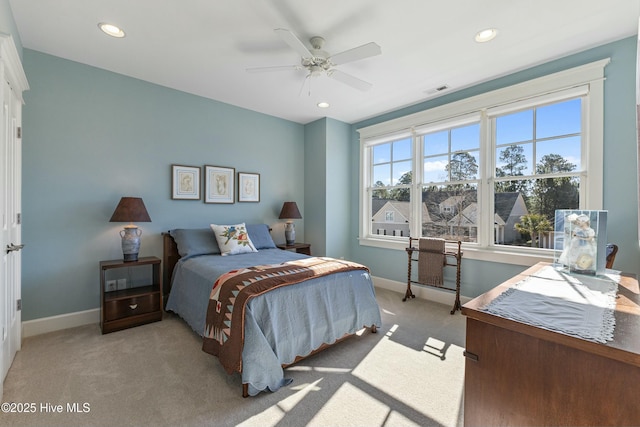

left=171, top=164, right=200, bottom=200
left=238, top=172, right=260, bottom=202
left=204, top=165, right=235, bottom=204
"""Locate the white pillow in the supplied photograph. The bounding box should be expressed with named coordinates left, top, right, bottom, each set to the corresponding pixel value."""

left=210, top=223, right=257, bottom=256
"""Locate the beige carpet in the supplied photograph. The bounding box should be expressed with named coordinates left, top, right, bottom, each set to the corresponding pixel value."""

left=0, top=287, right=466, bottom=427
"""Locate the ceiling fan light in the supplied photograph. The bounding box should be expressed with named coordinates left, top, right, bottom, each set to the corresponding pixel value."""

left=98, top=22, right=126, bottom=38
left=310, top=65, right=323, bottom=77
left=475, top=28, right=497, bottom=43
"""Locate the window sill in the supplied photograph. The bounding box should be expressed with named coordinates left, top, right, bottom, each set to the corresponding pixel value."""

left=358, top=236, right=554, bottom=266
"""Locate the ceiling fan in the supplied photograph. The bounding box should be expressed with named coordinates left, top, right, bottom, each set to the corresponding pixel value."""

left=247, top=28, right=382, bottom=92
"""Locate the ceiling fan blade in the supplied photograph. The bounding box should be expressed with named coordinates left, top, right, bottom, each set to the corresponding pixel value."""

left=246, top=65, right=303, bottom=73
left=274, top=28, right=313, bottom=59
left=329, top=42, right=381, bottom=65
left=327, top=69, right=373, bottom=91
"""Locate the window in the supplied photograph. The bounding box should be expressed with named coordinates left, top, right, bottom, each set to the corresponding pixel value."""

left=420, top=120, right=481, bottom=243
left=492, top=98, right=582, bottom=249
left=370, top=137, right=412, bottom=238
left=358, top=60, right=608, bottom=264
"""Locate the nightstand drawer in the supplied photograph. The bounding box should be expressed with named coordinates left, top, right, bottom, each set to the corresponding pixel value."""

left=104, top=293, right=160, bottom=321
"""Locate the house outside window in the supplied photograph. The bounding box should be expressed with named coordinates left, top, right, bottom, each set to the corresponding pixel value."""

left=358, top=60, right=607, bottom=264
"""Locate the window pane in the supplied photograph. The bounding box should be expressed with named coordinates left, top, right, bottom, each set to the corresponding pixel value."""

left=371, top=192, right=412, bottom=237
left=373, top=143, right=391, bottom=164
left=392, top=160, right=412, bottom=185
left=536, top=98, right=581, bottom=139
left=495, top=143, right=533, bottom=177
left=448, top=151, right=479, bottom=180
left=424, top=155, right=449, bottom=183
left=373, top=164, right=390, bottom=186
left=424, top=130, right=448, bottom=156
left=536, top=136, right=581, bottom=172
left=421, top=184, right=478, bottom=242
left=393, top=138, right=412, bottom=161
left=451, top=123, right=480, bottom=152
left=372, top=187, right=388, bottom=199
left=496, top=110, right=533, bottom=144
left=494, top=178, right=579, bottom=248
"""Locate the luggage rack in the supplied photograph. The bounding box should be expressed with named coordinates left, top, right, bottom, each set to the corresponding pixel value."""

left=404, top=237, right=463, bottom=314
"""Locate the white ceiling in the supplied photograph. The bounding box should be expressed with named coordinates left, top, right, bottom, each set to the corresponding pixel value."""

left=9, top=0, right=640, bottom=125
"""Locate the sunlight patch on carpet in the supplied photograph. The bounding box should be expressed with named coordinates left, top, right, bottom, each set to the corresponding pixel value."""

left=306, top=382, right=415, bottom=427
left=350, top=326, right=465, bottom=426
left=237, top=379, right=324, bottom=427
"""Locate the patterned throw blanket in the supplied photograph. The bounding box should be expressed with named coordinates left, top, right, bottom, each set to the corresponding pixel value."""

left=202, top=257, right=369, bottom=374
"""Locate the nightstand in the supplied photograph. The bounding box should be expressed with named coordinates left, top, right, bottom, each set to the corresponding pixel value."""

left=277, top=243, right=311, bottom=256
left=100, top=256, right=162, bottom=334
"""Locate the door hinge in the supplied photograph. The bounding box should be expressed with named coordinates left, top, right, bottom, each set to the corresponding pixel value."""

left=16, top=126, right=21, bottom=139
left=17, top=299, right=21, bottom=311
left=16, top=213, right=21, bottom=224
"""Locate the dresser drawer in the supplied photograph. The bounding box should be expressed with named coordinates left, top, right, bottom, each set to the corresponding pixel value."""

left=104, top=293, right=160, bottom=321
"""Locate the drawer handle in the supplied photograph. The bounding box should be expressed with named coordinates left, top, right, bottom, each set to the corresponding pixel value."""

left=463, top=350, right=479, bottom=362
left=129, top=304, right=138, bottom=310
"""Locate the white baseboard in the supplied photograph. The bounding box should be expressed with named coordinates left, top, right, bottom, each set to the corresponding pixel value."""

left=372, top=275, right=472, bottom=308
left=20, top=276, right=468, bottom=338
left=22, top=308, right=99, bottom=338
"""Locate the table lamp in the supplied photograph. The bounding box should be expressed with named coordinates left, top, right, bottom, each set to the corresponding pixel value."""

left=278, top=201, right=302, bottom=245
left=109, top=197, right=151, bottom=262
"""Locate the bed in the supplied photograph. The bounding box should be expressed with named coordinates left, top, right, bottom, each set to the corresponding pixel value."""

left=163, top=224, right=382, bottom=397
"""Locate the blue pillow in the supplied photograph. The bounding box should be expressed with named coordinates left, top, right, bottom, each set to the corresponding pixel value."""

left=246, top=223, right=276, bottom=249
left=170, top=228, right=220, bottom=258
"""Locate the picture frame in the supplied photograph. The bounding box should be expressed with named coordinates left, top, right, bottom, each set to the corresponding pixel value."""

left=238, top=172, right=260, bottom=202
left=204, top=165, right=235, bottom=204
left=171, top=164, right=201, bottom=200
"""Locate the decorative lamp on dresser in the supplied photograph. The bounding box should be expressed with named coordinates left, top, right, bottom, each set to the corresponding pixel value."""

left=100, top=256, right=162, bottom=334
left=461, top=262, right=640, bottom=426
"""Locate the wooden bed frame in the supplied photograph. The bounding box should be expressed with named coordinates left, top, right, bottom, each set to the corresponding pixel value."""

left=162, top=232, right=182, bottom=298
left=161, top=232, right=377, bottom=397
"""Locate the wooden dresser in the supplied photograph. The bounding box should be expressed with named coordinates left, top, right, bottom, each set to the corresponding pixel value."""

left=462, top=262, right=640, bottom=426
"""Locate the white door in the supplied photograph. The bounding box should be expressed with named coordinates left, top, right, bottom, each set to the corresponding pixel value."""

left=0, top=34, right=28, bottom=401
left=1, top=77, right=22, bottom=381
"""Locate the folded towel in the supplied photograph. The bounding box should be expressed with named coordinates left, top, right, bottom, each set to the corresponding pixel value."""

left=418, top=238, right=445, bottom=286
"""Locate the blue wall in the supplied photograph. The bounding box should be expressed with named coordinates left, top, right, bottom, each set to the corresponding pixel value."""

left=304, top=117, right=352, bottom=259
left=304, top=119, right=327, bottom=255
left=349, top=36, right=640, bottom=298
left=325, top=118, right=352, bottom=259
left=21, top=50, right=305, bottom=320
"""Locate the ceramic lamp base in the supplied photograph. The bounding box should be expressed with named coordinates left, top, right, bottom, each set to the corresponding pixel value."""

left=120, top=226, right=142, bottom=262
left=284, top=222, right=295, bottom=245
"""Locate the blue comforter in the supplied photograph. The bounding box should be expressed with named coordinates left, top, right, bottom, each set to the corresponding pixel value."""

left=165, top=248, right=382, bottom=396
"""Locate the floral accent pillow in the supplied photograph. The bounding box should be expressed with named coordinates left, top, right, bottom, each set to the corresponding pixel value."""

left=210, top=223, right=258, bottom=256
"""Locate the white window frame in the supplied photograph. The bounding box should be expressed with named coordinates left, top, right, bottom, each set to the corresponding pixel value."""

left=358, top=59, right=609, bottom=266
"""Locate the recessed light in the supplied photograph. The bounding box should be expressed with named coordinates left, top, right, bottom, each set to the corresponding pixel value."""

left=475, top=28, right=497, bottom=43
left=98, top=22, right=126, bottom=38
left=317, top=102, right=330, bottom=108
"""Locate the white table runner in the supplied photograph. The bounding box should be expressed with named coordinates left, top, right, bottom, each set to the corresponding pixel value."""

left=481, top=265, right=619, bottom=343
